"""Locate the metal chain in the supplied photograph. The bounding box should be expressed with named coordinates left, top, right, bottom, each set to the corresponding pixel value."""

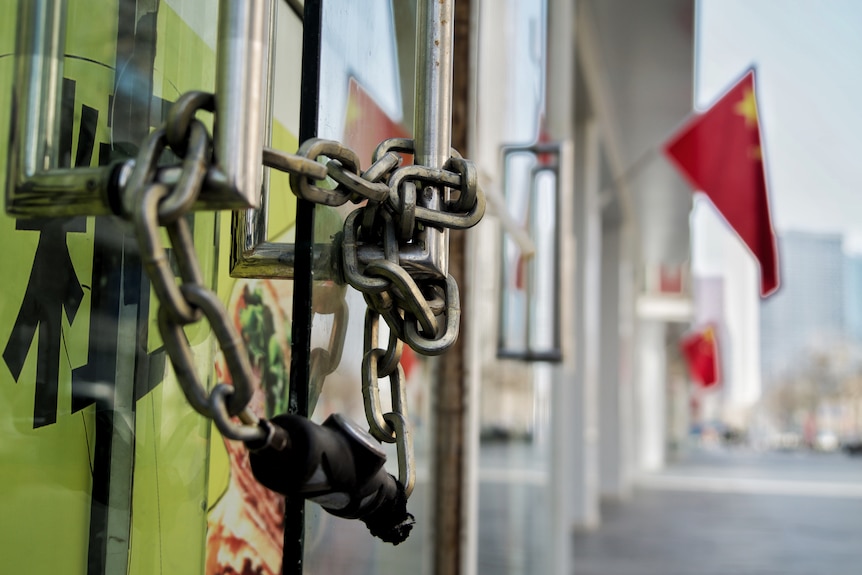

left=120, top=93, right=485, bottom=498
left=362, top=308, right=414, bottom=496
left=121, top=91, right=266, bottom=443
left=316, top=137, right=482, bottom=358
left=291, top=136, right=484, bottom=499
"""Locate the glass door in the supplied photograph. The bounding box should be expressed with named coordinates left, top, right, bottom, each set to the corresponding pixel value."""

left=0, top=1, right=303, bottom=573
left=0, top=1, right=220, bottom=572
left=289, top=1, right=435, bottom=572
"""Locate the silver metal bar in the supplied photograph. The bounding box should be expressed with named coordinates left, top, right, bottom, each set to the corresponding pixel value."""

left=7, top=0, right=272, bottom=218
left=6, top=0, right=117, bottom=217
left=15, top=0, right=65, bottom=176
left=417, top=1, right=461, bottom=572
left=285, top=0, right=303, bottom=20
left=227, top=240, right=339, bottom=281
left=259, top=0, right=277, bottom=245
left=415, top=0, right=454, bottom=170
left=228, top=0, right=321, bottom=281
left=10, top=168, right=115, bottom=217
left=8, top=0, right=125, bottom=217
left=215, top=0, right=269, bottom=209
left=230, top=0, right=273, bottom=276
left=413, top=0, right=455, bottom=278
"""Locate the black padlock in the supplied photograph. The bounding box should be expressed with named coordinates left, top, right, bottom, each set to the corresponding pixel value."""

left=246, top=413, right=414, bottom=544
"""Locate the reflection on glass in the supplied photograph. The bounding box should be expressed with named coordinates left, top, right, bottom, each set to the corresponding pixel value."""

left=529, top=169, right=558, bottom=351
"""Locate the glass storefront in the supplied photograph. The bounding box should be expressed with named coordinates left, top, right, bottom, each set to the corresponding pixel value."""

left=0, top=2, right=434, bottom=573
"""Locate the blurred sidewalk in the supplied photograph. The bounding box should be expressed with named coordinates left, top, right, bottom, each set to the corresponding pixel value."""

left=573, top=449, right=862, bottom=575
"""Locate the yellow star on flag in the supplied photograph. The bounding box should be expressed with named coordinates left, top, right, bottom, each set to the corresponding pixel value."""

left=734, top=88, right=758, bottom=128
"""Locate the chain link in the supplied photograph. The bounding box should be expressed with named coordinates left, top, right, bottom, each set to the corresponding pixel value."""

left=123, top=95, right=266, bottom=443
left=290, top=138, right=361, bottom=206
left=365, top=260, right=438, bottom=335
left=342, top=208, right=397, bottom=293
left=363, top=307, right=403, bottom=378
left=327, top=160, right=390, bottom=203
left=121, top=93, right=485, bottom=500
left=309, top=291, right=349, bottom=410
left=361, top=309, right=414, bottom=496
left=403, top=274, right=461, bottom=355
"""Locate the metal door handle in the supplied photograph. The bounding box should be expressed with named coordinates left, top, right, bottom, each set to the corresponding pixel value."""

left=6, top=0, right=272, bottom=218
left=228, top=0, right=337, bottom=280
left=497, top=141, right=566, bottom=362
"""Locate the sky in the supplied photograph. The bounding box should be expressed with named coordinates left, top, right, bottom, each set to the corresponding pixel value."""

left=695, top=0, right=862, bottom=253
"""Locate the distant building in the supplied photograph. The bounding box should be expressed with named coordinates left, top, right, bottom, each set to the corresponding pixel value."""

left=760, top=231, right=845, bottom=385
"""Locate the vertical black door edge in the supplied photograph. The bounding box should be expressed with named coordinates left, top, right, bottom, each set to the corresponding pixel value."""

left=284, top=0, right=322, bottom=573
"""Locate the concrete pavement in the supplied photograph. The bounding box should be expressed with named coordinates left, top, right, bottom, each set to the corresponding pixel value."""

left=573, top=449, right=862, bottom=575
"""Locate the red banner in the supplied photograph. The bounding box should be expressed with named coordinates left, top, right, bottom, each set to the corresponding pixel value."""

left=664, top=69, right=779, bottom=297
left=680, top=325, right=720, bottom=388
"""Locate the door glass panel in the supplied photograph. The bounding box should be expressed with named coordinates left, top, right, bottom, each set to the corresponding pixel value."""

left=206, top=4, right=302, bottom=575
left=477, top=1, right=554, bottom=572
left=0, top=1, right=299, bottom=574
left=302, top=1, right=430, bottom=572
left=1, top=1, right=216, bottom=572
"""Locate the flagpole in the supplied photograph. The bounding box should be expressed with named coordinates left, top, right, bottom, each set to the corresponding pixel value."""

left=600, top=145, right=660, bottom=202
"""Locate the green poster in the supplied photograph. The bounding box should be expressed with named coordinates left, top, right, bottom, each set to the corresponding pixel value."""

left=0, top=2, right=299, bottom=573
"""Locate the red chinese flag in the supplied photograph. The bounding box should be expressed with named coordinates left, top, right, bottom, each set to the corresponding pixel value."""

left=663, top=69, right=779, bottom=297
left=680, top=326, right=720, bottom=388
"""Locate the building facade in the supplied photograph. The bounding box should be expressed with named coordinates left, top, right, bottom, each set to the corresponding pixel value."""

left=0, top=1, right=697, bottom=573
